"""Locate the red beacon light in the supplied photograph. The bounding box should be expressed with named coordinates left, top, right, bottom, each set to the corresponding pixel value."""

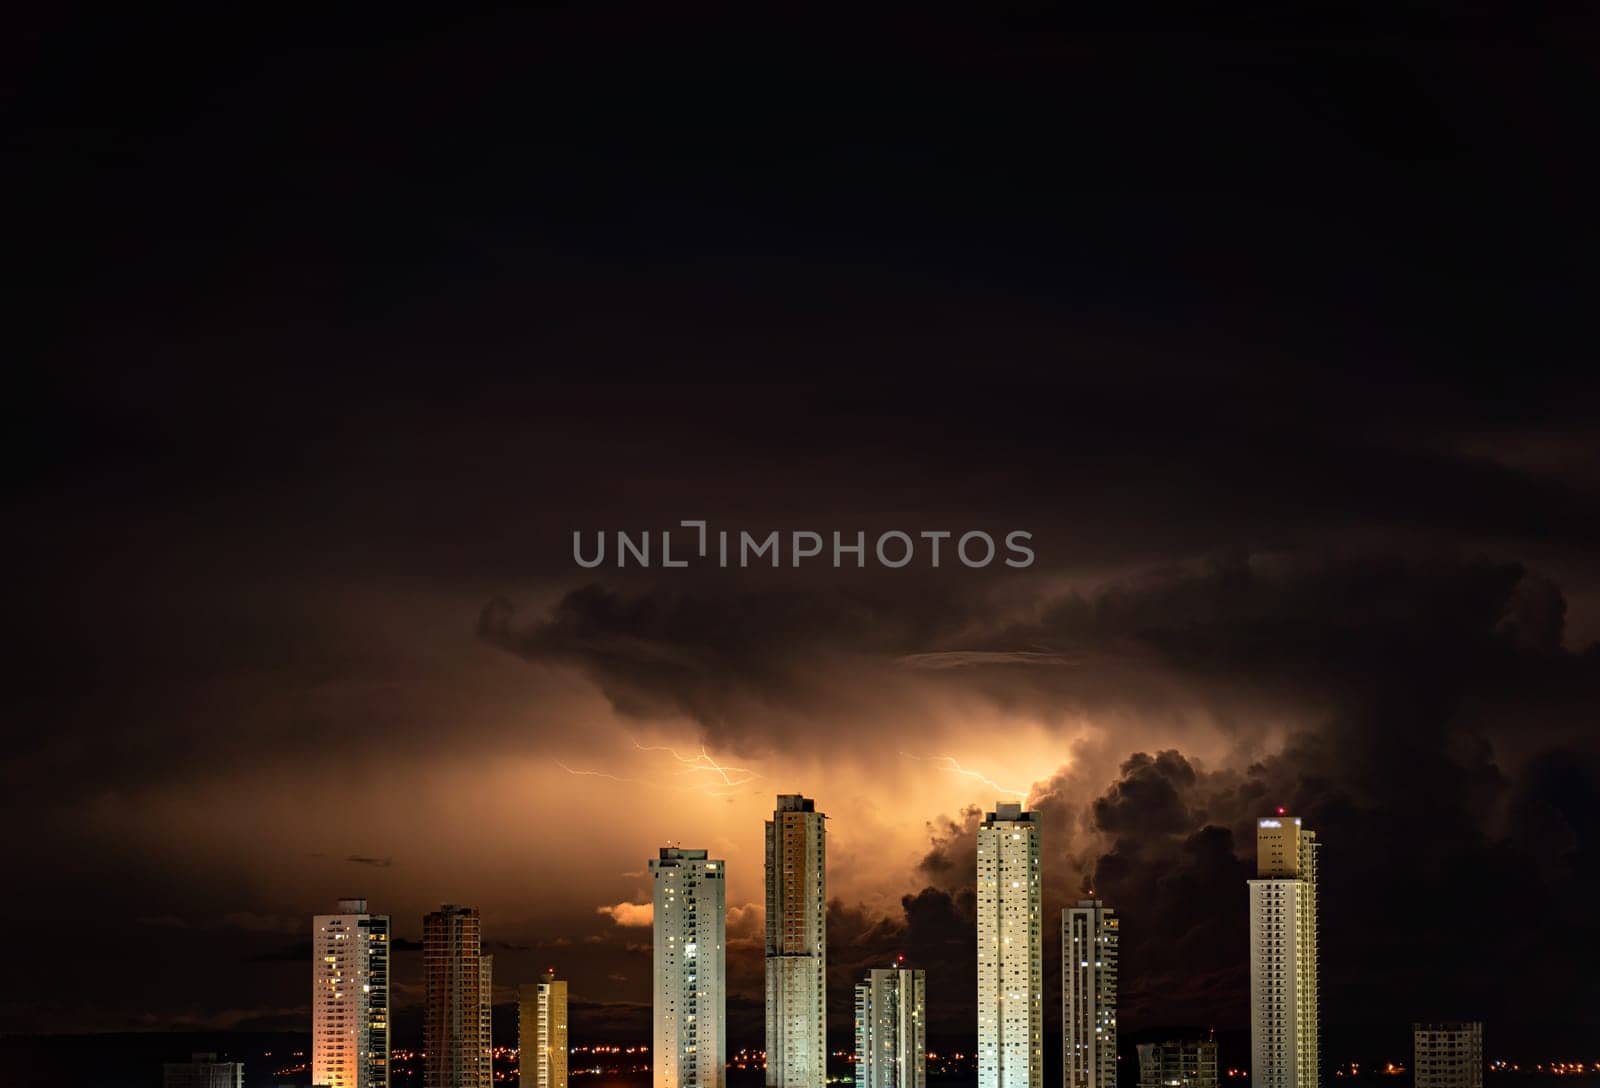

left=1276, top=806, right=1286, bottom=815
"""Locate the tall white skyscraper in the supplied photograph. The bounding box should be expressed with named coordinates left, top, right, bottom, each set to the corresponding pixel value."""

left=854, top=962, right=926, bottom=1088
left=765, top=794, right=826, bottom=1088
left=1063, top=900, right=1119, bottom=1088
left=976, top=803, right=1042, bottom=1088
left=1249, top=815, right=1319, bottom=1088
left=312, top=898, right=391, bottom=1088
left=652, top=847, right=727, bottom=1088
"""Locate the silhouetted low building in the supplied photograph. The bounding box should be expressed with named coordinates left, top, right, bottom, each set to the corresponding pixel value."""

left=163, top=1052, right=244, bottom=1088
left=1137, top=1039, right=1218, bottom=1088
left=1414, top=1023, right=1483, bottom=1088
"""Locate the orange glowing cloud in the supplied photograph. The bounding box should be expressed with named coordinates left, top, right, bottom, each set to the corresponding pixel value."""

left=597, top=900, right=654, bottom=927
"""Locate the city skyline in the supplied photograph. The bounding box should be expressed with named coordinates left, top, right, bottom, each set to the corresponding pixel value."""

left=284, top=801, right=1487, bottom=1088
left=54, top=790, right=1567, bottom=1086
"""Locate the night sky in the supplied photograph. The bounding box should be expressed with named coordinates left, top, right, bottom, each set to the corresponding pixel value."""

left=9, top=3, right=1600, bottom=1063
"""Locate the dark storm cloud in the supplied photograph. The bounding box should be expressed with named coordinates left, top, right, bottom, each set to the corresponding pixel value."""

left=818, top=888, right=980, bottom=1041
left=1078, top=737, right=1600, bottom=1040
left=346, top=854, right=394, bottom=868
left=478, top=584, right=958, bottom=736
left=483, top=552, right=1600, bottom=750
left=245, top=940, right=313, bottom=964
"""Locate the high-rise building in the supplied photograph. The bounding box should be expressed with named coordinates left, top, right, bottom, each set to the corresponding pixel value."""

left=481, top=954, right=495, bottom=1083
left=1137, top=1040, right=1219, bottom=1088
left=424, top=904, right=492, bottom=1088
left=1063, top=899, right=1119, bottom=1088
left=312, top=898, right=391, bottom=1088
left=976, top=803, right=1042, bottom=1088
left=162, top=1053, right=244, bottom=1088
left=519, top=968, right=569, bottom=1088
left=853, top=962, right=926, bottom=1088
left=653, top=847, right=728, bottom=1088
left=1413, top=1023, right=1483, bottom=1088
left=765, top=794, right=826, bottom=1088
left=1249, top=815, right=1320, bottom=1088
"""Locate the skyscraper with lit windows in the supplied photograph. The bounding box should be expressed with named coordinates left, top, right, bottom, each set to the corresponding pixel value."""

left=652, top=847, right=727, bottom=1088
left=1249, top=816, right=1319, bottom=1088
left=765, top=794, right=826, bottom=1088
left=1063, top=899, right=1118, bottom=1088
left=976, top=803, right=1042, bottom=1088
left=854, top=962, right=926, bottom=1088
left=312, top=898, right=390, bottom=1088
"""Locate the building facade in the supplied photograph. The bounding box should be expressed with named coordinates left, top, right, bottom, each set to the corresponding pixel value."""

left=1063, top=900, right=1119, bottom=1088
left=1249, top=816, right=1320, bottom=1088
left=480, top=954, right=495, bottom=1084
left=1413, top=1023, right=1483, bottom=1088
left=853, top=964, right=926, bottom=1088
left=977, top=803, right=1043, bottom=1088
left=765, top=794, right=826, bottom=1088
left=653, top=847, right=728, bottom=1088
left=519, top=968, right=569, bottom=1088
left=162, top=1053, right=244, bottom=1088
left=424, top=904, right=492, bottom=1088
left=312, top=898, right=391, bottom=1088
left=1137, top=1040, right=1219, bottom=1088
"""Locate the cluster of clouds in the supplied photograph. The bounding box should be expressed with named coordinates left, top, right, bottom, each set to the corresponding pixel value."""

left=494, top=549, right=1600, bottom=1044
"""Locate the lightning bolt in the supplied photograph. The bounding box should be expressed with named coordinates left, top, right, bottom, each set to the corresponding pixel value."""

left=901, top=752, right=1028, bottom=799
left=632, top=740, right=762, bottom=794
left=553, top=761, right=657, bottom=788
left=553, top=741, right=763, bottom=798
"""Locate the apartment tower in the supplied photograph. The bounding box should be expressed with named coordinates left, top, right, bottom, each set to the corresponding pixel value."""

left=1413, top=1023, right=1483, bottom=1088
left=519, top=968, right=569, bottom=1088
left=1137, top=1039, right=1219, bottom=1088
left=652, top=847, right=728, bottom=1088
left=312, top=897, right=391, bottom=1088
left=853, top=962, right=927, bottom=1088
left=1063, top=899, right=1119, bottom=1088
left=162, top=1053, right=245, bottom=1088
left=424, top=904, right=492, bottom=1088
left=976, top=803, right=1043, bottom=1088
left=1249, top=816, right=1320, bottom=1088
left=765, top=795, right=826, bottom=1088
